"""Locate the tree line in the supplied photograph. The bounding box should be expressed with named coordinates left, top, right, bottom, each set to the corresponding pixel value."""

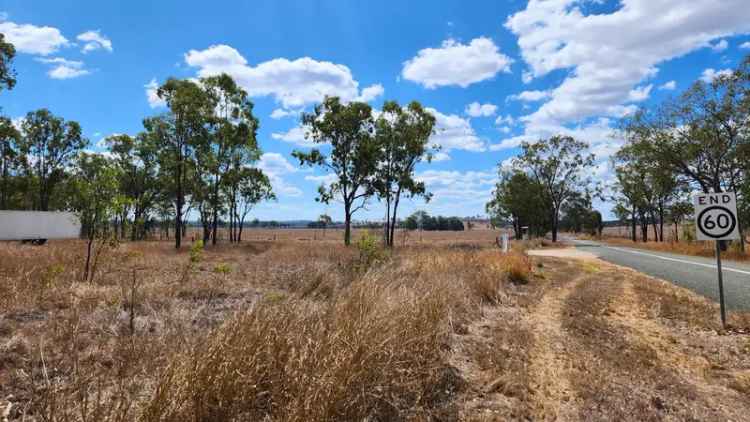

left=486, top=135, right=601, bottom=242
left=612, top=56, right=750, bottom=249
left=0, top=35, right=441, bottom=249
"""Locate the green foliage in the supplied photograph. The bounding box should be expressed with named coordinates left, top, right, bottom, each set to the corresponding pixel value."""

left=486, top=170, right=552, bottom=239
left=293, top=96, right=379, bottom=245
left=514, top=135, right=598, bottom=242
left=0, top=33, right=16, bottom=93
left=214, top=263, right=232, bottom=274
left=403, top=210, right=464, bottom=231
left=374, top=100, right=436, bottom=247
left=356, top=230, right=386, bottom=272
left=190, top=240, right=204, bottom=263
left=20, top=109, right=88, bottom=211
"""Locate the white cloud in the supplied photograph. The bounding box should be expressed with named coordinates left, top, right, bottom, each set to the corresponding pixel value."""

left=506, top=0, right=750, bottom=128
left=626, top=84, right=653, bottom=102
left=658, top=80, right=677, bottom=91
left=36, top=57, right=90, bottom=79
left=271, top=125, right=316, bottom=147
left=258, top=152, right=302, bottom=197
left=426, top=107, right=485, bottom=154
left=305, top=173, right=338, bottom=187
left=415, top=170, right=496, bottom=204
left=710, top=39, right=728, bottom=52
left=401, top=37, right=512, bottom=89
left=145, top=78, right=166, bottom=108
left=741, top=41, right=750, bottom=50
left=355, top=83, right=384, bottom=102
left=77, top=30, right=113, bottom=53
left=270, top=108, right=301, bottom=120
left=521, top=71, right=533, bottom=84
left=495, top=115, right=515, bottom=126
left=507, top=90, right=550, bottom=102
left=431, top=151, right=451, bottom=162
left=700, top=68, right=733, bottom=83
left=465, top=102, right=498, bottom=117
left=0, top=20, right=68, bottom=55
left=185, top=44, right=382, bottom=108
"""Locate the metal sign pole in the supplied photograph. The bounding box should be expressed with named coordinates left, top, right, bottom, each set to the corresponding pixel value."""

left=715, top=240, right=727, bottom=328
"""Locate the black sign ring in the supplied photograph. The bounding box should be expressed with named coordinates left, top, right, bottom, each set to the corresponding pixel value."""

left=697, top=205, right=737, bottom=239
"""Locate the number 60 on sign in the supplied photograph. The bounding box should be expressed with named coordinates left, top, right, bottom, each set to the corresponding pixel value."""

left=694, top=192, right=741, bottom=241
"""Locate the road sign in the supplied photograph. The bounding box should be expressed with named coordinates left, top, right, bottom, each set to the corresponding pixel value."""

left=694, top=192, right=741, bottom=241
left=693, top=192, right=741, bottom=328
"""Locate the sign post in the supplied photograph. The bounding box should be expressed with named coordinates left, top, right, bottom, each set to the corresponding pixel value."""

left=694, top=192, right=741, bottom=328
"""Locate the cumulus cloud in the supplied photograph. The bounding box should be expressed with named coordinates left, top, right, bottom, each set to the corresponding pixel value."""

left=507, top=90, right=550, bottom=102
left=144, top=78, right=166, bottom=108
left=710, top=39, right=728, bottom=52
left=700, top=68, right=733, bottom=83
left=505, top=0, right=750, bottom=128
left=257, top=152, right=302, bottom=197
left=271, top=126, right=316, bottom=147
left=35, top=57, right=90, bottom=79
left=425, top=107, right=485, bottom=158
left=184, top=44, right=383, bottom=109
left=77, top=30, right=113, bottom=53
left=741, top=41, right=750, bottom=50
left=658, top=80, right=677, bottom=91
left=627, top=84, right=653, bottom=102
left=270, top=108, right=301, bottom=120
left=464, top=102, right=497, bottom=117
left=401, top=37, right=512, bottom=89
left=0, top=19, right=68, bottom=55
left=415, top=170, right=496, bottom=204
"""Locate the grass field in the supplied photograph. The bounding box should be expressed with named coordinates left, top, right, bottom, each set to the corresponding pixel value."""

left=1, top=229, right=749, bottom=421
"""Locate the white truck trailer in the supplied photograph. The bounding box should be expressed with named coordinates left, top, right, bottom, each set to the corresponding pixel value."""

left=0, top=211, right=81, bottom=244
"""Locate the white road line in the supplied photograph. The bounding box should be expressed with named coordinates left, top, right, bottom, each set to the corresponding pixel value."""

left=593, top=244, right=750, bottom=276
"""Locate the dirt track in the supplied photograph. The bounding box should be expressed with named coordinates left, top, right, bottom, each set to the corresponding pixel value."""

left=452, top=254, right=750, bottom=421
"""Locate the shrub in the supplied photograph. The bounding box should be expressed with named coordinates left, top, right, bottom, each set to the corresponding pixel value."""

left=355, top=230, right=386, bottom=272
left=213, top=263, right=232, bottom=274
left=189, top=240, right=204, bottom=263
left=504, top=253, right=531, bottom=285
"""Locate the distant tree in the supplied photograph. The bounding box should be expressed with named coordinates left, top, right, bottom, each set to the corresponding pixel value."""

left=231, top=168, right=274, bottom=242
left=515, top=135, right=597, bottom=242
left=152, top=78, right=214, bottom=248
left=293, top=96, right=379, bottom=245
left=0, top=116, right=20, bottom=209
left=106, top=133, right=161, bottom=240
left=668, top=200, right=693, bottom=242
left=67, top=153, right=122, bottom=281
left=486, top=170, right=552, bottom=240
left=0, top=34, right=16, bottom=93
left=20, top=109, right=87, bottom=211
left=374, top=100, right=436, bottom=247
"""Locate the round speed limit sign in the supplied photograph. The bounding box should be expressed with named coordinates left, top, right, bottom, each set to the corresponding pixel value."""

left=697, top=206, right=736, bottom=239
left=694, top=192, right=741, bottom=241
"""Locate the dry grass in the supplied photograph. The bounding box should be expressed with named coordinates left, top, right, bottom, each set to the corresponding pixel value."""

left=3, top=229, right=750, bottom=421
left=0, top=231, right=527, bottom=421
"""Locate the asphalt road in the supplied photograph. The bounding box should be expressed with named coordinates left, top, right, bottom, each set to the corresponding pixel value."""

left=570, top=239, right=750, bottom=311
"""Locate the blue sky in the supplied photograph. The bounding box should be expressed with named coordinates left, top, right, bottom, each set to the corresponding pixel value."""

left=3, top=0, right=750, bottom=221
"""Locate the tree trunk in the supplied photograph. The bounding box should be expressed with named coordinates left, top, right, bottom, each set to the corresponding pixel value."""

left=84, top=235, right=94, bottom=282
left=389, top=192, right=401, bottom=248
left=344, top=202, right=352, bottom=246
left=175, top=165, right=183, bottom=249
left=551, top=207, right=559, bottom=242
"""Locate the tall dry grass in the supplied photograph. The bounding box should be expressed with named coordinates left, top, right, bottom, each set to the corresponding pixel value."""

left=0, top=237, right=530, bottom=421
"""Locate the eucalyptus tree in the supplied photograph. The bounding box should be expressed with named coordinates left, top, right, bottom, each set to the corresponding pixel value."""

left=106, top=133, right=160, bottom=240
left=67, top=152, right=122, bottom=281
left=0, top=116, right=20, bottom=209
left=0, top=33, right=16, bottom=93
left=20, top=109, right=87, bottom=211
left=374, top=100, right=436, bottom=247
left=486, top=170, right=551, bottom=239
left=515, top=135, right=597, bottom=242
left=293, top=96, right=379, bottom=245
left=152, top=78, right=214, bottom=248
left=199, top=73, right=261, bottom=244
left=223, top=166, right=274, bottom=242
